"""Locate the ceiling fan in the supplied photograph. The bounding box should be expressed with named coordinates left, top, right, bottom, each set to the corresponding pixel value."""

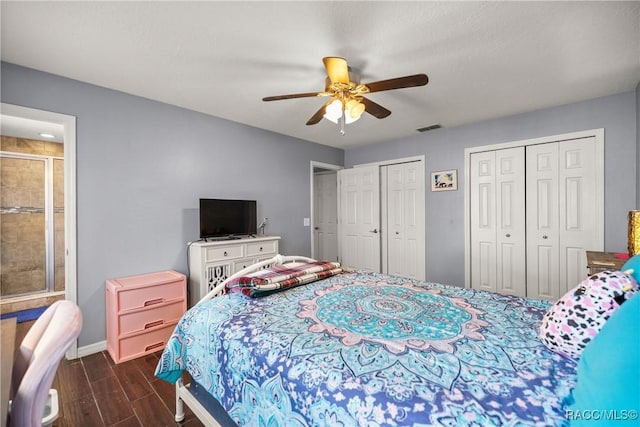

left=262, top=57, right=429, bottom=135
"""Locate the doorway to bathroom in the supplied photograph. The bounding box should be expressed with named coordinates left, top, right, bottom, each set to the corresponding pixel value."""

left=0, top=104, right=78, bottom=358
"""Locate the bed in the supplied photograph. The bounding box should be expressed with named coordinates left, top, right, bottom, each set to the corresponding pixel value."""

left=155, top=254, right=577, bottom=426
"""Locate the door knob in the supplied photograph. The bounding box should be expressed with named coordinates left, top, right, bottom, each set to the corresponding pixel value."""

left=395, top=231, right=400, bottom=235
left=505, top=233, right=511, bottom=238
left=314, top=227, right=319, bottom=230
left=542, top=235, right=548, bottom=239
left=369, top=229, right=378, bottom=234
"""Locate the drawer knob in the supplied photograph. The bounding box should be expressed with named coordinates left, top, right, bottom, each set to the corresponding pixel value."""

left=224, top=251, right=228, bottom=256
left=259, top=247, right=263, bottom=252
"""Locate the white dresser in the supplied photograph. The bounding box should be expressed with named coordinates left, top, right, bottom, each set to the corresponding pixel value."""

left=187, top=236, right=280, bottom=306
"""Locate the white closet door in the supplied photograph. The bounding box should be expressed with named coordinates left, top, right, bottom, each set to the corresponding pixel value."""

left=527, top=139, right=598, bottom=300
left=471, top=148, right=526, bottom=295
left=526, top=143, right=560, bottom=300
left=339, top=166, right=381, bottom=271
left=386, top=162, right=425, bottom=280
left=558, top=137, right=598, bottom=295
left=495, top=148, right=526, bottom=296
left=470, top=151, right=497, bottom=292
left=314, top=172, right=338, bottom=262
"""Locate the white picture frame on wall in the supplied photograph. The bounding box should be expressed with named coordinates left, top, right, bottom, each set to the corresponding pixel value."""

left=431, top=169, right=458, bottom=191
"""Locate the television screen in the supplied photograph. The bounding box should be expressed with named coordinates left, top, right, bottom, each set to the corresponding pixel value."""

left=199, top=199, right=257, bottom=238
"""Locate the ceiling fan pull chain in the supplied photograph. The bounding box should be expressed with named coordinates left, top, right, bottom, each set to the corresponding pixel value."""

left=340, top=108, right=346, bottom=136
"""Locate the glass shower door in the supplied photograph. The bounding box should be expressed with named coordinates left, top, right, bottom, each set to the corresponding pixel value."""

left=0, top=155, right=48, bottom=297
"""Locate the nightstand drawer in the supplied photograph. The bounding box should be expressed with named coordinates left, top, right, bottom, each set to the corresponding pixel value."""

left=206, top=245, right=243, bottom=261
left=117, top=323, right=176, bottom=363
left=118, top=299, right=184, bottom=336
left=246, top=241, right=277, bottom=256
left=115, top=280, right=184, bottom=312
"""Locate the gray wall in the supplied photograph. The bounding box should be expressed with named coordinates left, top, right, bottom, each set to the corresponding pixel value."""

left=1, top=62, right=343, bottom=347
left=346, top=91, right=638, bottom=286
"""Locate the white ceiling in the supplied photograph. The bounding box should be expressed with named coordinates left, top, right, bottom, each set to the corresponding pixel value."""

left=0, top=115, right=64, bottom=143
left=1, top=1, right=639, bottom=149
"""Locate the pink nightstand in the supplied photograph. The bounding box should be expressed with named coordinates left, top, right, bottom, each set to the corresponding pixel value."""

left=106, top=270, right=186, bottom=363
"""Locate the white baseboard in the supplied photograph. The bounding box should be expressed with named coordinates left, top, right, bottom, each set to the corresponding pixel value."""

left=77, top=340, right=107, bottom=358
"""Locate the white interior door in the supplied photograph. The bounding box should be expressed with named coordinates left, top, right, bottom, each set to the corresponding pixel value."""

left=313, top=172, right=338, bottom=262
left=339, top=166, right=380, bottom=271
left=526, top=143, right=560, bottom=300
left=385, top=162, right=425, bottom=280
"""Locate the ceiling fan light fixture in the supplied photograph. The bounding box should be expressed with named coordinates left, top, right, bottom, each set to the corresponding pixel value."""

left=324, top=98, right=365, bottom=125
left=346, top=99, right=365, bottom=120
left=324, top=99, right=343, bottom=123
left=344, top=113, right=360, bottom=125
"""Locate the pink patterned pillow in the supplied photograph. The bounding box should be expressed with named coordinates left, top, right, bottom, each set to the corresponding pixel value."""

left=539, top=270, right=638, bottom=359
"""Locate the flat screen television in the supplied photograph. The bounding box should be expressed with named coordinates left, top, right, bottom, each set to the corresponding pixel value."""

left=199, top=198, right=257, bottom=239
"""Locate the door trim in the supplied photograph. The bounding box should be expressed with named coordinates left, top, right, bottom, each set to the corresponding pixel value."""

left=464, top=128, right=604, bottom=288
left=353, top=155, right=425, bottom=168
left=310, top=161, right=342, bottom=259
left=1, top=103, right=78, bottom=359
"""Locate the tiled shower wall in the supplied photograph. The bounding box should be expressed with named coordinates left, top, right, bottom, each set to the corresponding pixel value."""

left=1, top=135, right=64, bottom=297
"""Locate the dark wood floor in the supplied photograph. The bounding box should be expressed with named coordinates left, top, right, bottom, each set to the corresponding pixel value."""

left=15, top=320, right=205, bottom=427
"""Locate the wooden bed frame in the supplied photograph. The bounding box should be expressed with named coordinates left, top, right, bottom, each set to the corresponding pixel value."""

left=173, top=254, right=316, bottom=424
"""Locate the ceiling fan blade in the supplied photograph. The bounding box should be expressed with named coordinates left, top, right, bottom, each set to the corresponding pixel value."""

left=306, top=101, right=332, bottom=125
left=323, top=57, right=350, bottom=84
left=365, top=74, right=429, bottom=93
left=361, top=97, right=391, bottom=119
left=262, top=92, right=321, bottom=102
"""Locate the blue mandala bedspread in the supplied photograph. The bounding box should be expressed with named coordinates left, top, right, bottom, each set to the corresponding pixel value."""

left=155, top=271, right=577, bottom=426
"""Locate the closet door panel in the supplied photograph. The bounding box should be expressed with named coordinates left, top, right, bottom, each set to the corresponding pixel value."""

left=526, top=144, right=560, bottom=300
left=387, top=168, right=404, bottom=277
left=565, top=246, right=586, bottom=294
left=403, top=163, right=423, bottom=280
left=385, top=162, right=424, bottom=280
left=559, top=137, right=597, bottom=295
left=535, top=245, right=556, bottom=298
left=495, top=147, right=526, bottom=296
left=470, top=151, right=497, bottom=292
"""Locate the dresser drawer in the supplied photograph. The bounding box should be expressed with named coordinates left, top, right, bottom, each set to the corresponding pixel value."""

left=118, top=300, right=184, bottom=336
left=115, top=279, right=185, bottom=312
left=117, top=323, right=176, bottom=363
left=206, top=245, right=243, bottom=262
left=246, top=241, right=277, bottom=257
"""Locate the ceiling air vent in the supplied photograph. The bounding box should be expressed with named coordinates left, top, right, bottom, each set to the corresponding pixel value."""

left=416, top=124, right=441, bottom=132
